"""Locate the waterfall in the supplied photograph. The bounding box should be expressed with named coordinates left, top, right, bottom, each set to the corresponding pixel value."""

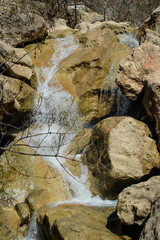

left=119, top=32, right=139, bottom=50
left=23, top=34, right=117, bottom=240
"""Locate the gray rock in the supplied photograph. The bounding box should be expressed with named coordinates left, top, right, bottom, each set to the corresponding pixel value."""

left=140, top=193, right=160, bottom=240
left=0, top=1, right=47, bottom=47
left=117, top=176, right=160, bottom=226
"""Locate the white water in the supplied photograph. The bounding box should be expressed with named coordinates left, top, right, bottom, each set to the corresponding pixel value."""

left=23, top=35, right=117, bottom=240
left=119, top=32, right=139, bottom=50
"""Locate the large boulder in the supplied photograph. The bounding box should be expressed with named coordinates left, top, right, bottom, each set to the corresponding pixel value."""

left=0, top=0, right=47, bottom=47
left=56, top=26, right=132, bottom=122
left=116, top=42, right=160, bottom=100
left=140, top=193, right=160, bottom=240
left=82, top=117, right=160, bottom=199
left=117, top=176, right=160, bottom=227
left=0, top=140, right=71, bottom=207
left=116, top=7, right=160, bottom=148
left=37, top=203, right=120, bottom=240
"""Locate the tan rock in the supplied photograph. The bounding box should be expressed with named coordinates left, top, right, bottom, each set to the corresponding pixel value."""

left=76, top=20, right=133, bottom=35
left=0, top=208, right=20, bottom=240
left=15, top=202, right=30, bottom=225
left=25, top=189, right=54, bottom=215
left=82, top=117, right=160, bottom=199
left=116, top=42, right=160, bottom=100
left=0, top=140, right=71, bottom=207
left=117, top=176, right=160, bottom=226
left=56, top=27, right=132, bottom=122
left=37, top=203, right=120, bottom=240
left=64, top=128, right=92, bottom=156
left=48, top=24, right=77, bottom=39
left=0, top=40, right=36, bottom=85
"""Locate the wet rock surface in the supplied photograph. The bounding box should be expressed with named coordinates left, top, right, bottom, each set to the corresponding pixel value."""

left=0, top=139, right=71, bottom=207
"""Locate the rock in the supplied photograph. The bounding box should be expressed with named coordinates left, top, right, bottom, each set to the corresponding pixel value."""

left=15, top=202, right=30, bottom=225
left=0, top=40, right=37, bottom=85
left=25, top=189, right=55, bottom=215
left=0, top=207, right=20, bottom=240
left=78, top=89, right=116, bottom=122
left=82, top=117, right=160, bottom=199
left=139, top=6, right=160, bottom=43
left=56, top=26, right=132, bottom=122
left=0, top=140, right=71, bottom=207
left=143, top=66, right=160, bottom=149
left=116, top=42, right=160, bottom=100
left=37, top=203, right=120, bottom=240
left=76, top=20, right=133, bottom=35
left=64, top=128, right=92, bottom=156
left=48, top=24, right=76, bottom=39
left=140, top=193, right=160, bottom=240
left=0, top=0, right=47, bottom=47
left=77, top=6, right=104, bottom=24
left=117, top=176, right=160, bottom=227
left=0, top=74, right=38, bottom=124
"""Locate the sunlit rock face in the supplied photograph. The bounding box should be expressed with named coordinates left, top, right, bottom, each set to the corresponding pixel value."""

left=37, top=204, right=120, bottom=240
left=82, top=117, right=160, bottom=199
left=117, top=176, right=160, bottom=227
left=55, top=25, right=132, bottom=122
left=116, top=42, right=160, bottom=100
left=117, top=6, right=160, bottom=148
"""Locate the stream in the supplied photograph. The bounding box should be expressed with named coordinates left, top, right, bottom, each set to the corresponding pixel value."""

left=23, top=32, right=139, bottom=240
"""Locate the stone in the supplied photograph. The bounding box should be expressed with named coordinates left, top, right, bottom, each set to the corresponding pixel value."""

left=0, top=74, right=38, bottom=124
left=0, top=40, right=36, bottom=85
left=37, top=203, right=120, bottom=240
left=25, top=189, right=54, bottom=215
left=0, top=1, right=47, bottom=47
left=0, top=208, right=20, bottom=240
left=56, top=26, right=132, bottom=122
left=140, top=193, right=160, bottom=240
left=139, top=6, right=160, bottom=43
left=64, top=128, right=92, bottom=156
left=76, top=20, right=133, bottom=35
left=0, top=139, right=71, bottom=207
left=116, top=42, right=160, bottom=100
left=117, top=176, right=160, bottom=227
left=48, top=24, right=76, bottom=39
left=15, top=202, right=30, bottom=225
left=82, top=117, right=160, bottom=199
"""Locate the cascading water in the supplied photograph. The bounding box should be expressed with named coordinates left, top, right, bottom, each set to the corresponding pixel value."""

left=100, top=32, right=139, bottom=116
left=119, top=32, right=139, bottom=50
left=23, top=34, right=117, bottom=240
